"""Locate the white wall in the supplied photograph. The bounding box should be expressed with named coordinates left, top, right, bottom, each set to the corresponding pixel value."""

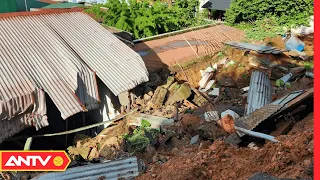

left=86, top=78, right=121, bottom=130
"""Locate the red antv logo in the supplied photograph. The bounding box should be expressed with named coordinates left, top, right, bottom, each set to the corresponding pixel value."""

left=0, top=151, right=71, bottom=171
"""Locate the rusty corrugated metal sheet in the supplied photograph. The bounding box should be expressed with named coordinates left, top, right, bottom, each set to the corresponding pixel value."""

left=40, top=12, right=149, bottom=96
left=246, top=71, right=272, bottom=115
left=235, top=104, right=283, bottom=137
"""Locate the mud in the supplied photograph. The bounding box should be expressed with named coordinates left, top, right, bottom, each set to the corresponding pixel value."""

left=136, top=113, right=314, bottom=180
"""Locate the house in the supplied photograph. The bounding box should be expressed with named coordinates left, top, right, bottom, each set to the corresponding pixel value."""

left=201, top=0, right=231, bottom=20
left=0, top=0, right=56, bottom=13
left=42, top=2, right=83, bottom=8
left=0, top=9, right=149, bottom=146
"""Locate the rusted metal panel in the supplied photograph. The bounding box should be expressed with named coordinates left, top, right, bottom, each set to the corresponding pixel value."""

left=246, top=71, right=272, bottom=115
left=235, top=104, right=283, bottom=137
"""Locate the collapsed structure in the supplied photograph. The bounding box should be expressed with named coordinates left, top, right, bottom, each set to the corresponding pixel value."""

left=0, top=9, right=149, bottom=143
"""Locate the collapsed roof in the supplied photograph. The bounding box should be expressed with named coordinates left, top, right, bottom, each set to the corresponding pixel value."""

left=0, top=9, right=149, bottom=142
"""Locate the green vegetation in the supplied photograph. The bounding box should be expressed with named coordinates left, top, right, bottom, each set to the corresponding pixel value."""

left=122, top=119, right=160, bottom=153
left=276, top=79, right=285, bottom=87
left=304, top=61, right=314, bottom=70
left=235, top=18, right=286, bottom=41
left=225, top=0, right=313, bottom=26
left=86, top=0, right=210, bottom=39
left=225, top=0, right=313, bottom=41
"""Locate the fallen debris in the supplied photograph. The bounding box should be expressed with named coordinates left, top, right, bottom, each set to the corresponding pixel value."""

left=246, top=71, right=272, bottom=115
left=234, top=126, right=279, bottom=143
left=190, top=135, right=199, bottom=145
left=225, top=42, right=287, bottom=54
left=127, top=113, right=174, bottom=130
left=208, top=88, right=219, bottom=96
left=285, top=35, right=305, bottom=52
left=204, top=111, right=220, bottom=122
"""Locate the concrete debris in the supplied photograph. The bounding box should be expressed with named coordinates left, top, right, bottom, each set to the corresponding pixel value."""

left=199, top=72, right=214, bottom=89
left=200, top=67, right=215, bottom=77
left=192, top=94, right=208, bottom=106
left=241, top=86, right=250, bottom=93
left=208, top=88, right=220, bottom=96
left=190, top=135, right=199, bottom=145
left=163, top=76, right=175, bottom=89
left=305, top=72, right=314, bottom=79
left=150, top=86, right=168, bottom=108
left=127, top=113, right=174, bottom=130
left=166, top=83, right=192, bottom=105
left=67, top=146, right=91, bottom=160
left=199, top=80, right=215, bottom=92
left=247, top=142, right=259, bottom=150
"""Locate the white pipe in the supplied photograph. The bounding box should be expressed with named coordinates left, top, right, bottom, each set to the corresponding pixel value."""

left=235, top=126, right=279, bottom=143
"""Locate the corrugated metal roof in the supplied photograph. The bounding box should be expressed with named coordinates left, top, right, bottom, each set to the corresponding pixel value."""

left=246, top=71, right=272, bottom=115
left=271, top=90, right=304, bottom=105
left=32, top=157, right=140, bottom=180
left=0, top=10, right=148, bottom=132
left=0, top=0, right=18, bottom=13
left=39, top=12, right=149, bottom=95
left=0, top=13, right=100, bottom=120
left=225, top=42, right=287, bottom=54
left=201, top=0, right=231, bottom=10
left=235, top=104, right=283, bottom=137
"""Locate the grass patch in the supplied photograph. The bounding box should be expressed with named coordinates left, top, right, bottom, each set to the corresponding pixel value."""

left=235, top=18, right=286, bottom=41
left=304, top=61, right=314, bottom=70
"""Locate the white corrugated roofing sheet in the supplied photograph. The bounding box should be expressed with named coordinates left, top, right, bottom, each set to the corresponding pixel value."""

left=0, top=10, right=148, bottom=141
left=40, top=12, right=149, bottom=95
left=0, top=13, right=99, bottom=120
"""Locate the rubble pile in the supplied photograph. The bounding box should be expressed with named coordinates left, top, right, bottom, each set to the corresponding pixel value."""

left=64, top=34, right=313, bottom=180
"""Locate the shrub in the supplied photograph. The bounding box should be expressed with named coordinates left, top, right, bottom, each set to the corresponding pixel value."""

left=225, top=0, right=314, bottom=27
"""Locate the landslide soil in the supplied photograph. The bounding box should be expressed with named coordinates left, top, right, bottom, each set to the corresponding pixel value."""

left=136, top=113, right=314, bottom=180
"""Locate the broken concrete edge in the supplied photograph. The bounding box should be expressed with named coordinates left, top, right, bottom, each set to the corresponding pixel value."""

left=127, top=113, right=175, bottom=130
left=166, top=83, right=192, bottom=105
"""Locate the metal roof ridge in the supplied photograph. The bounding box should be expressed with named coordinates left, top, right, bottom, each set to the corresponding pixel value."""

left=0, top=8, right=83, bottom=19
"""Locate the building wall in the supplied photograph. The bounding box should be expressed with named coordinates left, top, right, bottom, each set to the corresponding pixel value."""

left=86, top=78, right=121, bottom=132
left=0, top=79, right=124, bottom=150
left=0, top=0, right=18, bottom=13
